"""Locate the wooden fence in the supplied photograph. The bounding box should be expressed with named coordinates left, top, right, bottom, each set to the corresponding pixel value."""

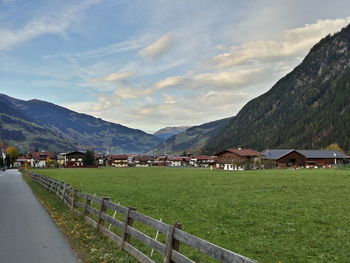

left=29, top=173, right=258, bottom=263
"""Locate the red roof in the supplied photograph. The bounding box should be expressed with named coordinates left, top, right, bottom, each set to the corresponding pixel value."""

left=167, top=156, right=183, bottom=161
left=216, top=148, right=261, bottom=157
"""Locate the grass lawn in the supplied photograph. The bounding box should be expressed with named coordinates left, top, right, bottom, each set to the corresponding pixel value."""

left=33, top=167, right=350, bottom=263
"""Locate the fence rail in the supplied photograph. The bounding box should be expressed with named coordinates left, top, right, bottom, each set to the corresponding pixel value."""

left=29, top=173, right=258, bottom=263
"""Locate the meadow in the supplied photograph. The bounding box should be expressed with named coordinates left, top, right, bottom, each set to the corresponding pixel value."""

left=34, top=167, right=350, bottom=263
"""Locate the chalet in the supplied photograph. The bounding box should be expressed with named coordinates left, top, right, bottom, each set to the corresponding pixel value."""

left=215, top=148, right=261, bottom=170
left=29, top=152, right=57, bottom=168
left=191, top=155, right=217, bottom=167
left=13, top=155, right=28, bottom=168
left=134, top=155, right=154, bottom=167
left=95, top=154, right=106, bottom=166
left=65, top=151, right=84, bottom=167
left=182, top=156, right=191, bottom=166
left=57, top=153, right=66, bottom=167
left=154, top=155, right=167, bottom=166
left=261, top=149, right=349, bottom=168
left=110, top=155, right=129, bottom=167
left=166, top=156, right=183, bottom=167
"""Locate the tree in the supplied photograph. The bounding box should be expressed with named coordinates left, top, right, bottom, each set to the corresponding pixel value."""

left=83, top=150, right=95, bottom=165
left=5, top=146, right=19, bottom=167
left=322, top=143, right=345, bottom=154
left=45, top=157, right=52, bottom=168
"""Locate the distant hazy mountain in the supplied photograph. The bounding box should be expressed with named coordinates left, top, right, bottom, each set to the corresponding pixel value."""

left=153, top=126, right=191, bottom=140
left=203, top=24, right=350, bottom=154
left=149, top=117, right=233, bottom=155
left=0, top=94, right=163, bottom=153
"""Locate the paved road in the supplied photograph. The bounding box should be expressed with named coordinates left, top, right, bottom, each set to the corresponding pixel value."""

left=0, top=169, right=80, bottom=263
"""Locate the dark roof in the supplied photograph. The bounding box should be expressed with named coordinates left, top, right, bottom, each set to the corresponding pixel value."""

left=134, top=155, right=154, bottom=161
left=261, top=149, right=348, bottom=160
left=110, top=155, right=128, bottom=160
left=261, top=149, right=295, bottom=160
left=296, top=150, right=347, bottom=159
left=30, top=152, right=57, bottom=160
left=66, top=151, right=85, bottom=157
left=216, top=148, right=261, bottom=157
left=193, top=155, right=216, bottom=160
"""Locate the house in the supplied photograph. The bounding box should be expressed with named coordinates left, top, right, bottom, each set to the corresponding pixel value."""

left=166, top=156, right=183, bottom=167
left=154, top=155, right=168, bottom=166
left=260, top=149, right=305, bottom=168
left=57, top=153, right=66, bottom=167
left=298, top=150, right=348, bottom=167
left=191, top=155, right=217, bottom=167
left=13, top=155, right=28, bottom=168
left=65, top=151, right=85, bottom=167
left=0, top=143, right=7, bottom=158
left=134, top=155, right=154, bottom=167
left=181, top=156, right=191, bottom=166
left=110, top=155, right=129, bottom=167
left=261, top=149, right=349, bottom=168
left=215, top=148, right=261, bottom=170
left=27, top=152, right=57, bottom=168
left=95, top=153, right=106, bottom=166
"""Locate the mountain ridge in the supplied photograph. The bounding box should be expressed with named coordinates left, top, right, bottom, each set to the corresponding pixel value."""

left=153, top=126, right=191, bottom=140
left=0, top=94, right=163, bottom=153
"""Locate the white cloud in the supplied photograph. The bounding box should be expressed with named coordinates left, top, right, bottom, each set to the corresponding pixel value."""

left=209, top=17, right=350, bottom=69
left=192, top=69, right=262, bottom=88
left=138, top=34, right=173, bottom=58
left=93, top=71, right=135, bottom=82
left=0, top=0, right=102, bottom=51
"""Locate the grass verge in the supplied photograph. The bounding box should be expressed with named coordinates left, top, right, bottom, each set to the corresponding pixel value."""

left=22, top=171, right=136, bottom=263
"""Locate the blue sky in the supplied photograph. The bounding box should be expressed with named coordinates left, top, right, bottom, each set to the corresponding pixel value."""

left=1, top=0, right=350, bottom=133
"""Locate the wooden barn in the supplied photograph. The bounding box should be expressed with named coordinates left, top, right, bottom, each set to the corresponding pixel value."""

left=298, top=150, right=348, bottom=167
left=261, top=149, right=348, bottom=168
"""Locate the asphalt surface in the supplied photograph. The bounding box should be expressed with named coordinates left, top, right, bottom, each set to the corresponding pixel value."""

left=0, top=169, right=80, bottom=263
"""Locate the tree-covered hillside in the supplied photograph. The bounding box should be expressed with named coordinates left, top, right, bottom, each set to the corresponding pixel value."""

left=203, top=24, right=350, bottom=154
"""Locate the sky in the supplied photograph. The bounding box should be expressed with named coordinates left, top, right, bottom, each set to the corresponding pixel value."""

left=1, top=0, right=350, bottom=133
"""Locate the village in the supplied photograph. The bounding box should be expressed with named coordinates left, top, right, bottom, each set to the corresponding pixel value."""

left=7, top=147, right=350, bottom=170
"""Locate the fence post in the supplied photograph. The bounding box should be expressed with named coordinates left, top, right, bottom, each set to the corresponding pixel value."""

left=63, top=184, right=70, bottom=206
left=97, top=197, right=109, bottom=230
left=121, top=207, right=136, bottom=248
left=71, top=189, right=78, bottom=211
left=61, top=184, right=66, bottom=201
left=84, top=195, right=91, bottom=216
left=163, top=223, right=182, bottom=263
left=56, top=181, right=61, bottom=196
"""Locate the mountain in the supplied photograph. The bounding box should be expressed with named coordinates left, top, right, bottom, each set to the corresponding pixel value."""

left=153, top=126, right=191, bottom=140
left=0, top=94, right=163, bottom=153
left=0, top=100, right=76, bottom=152
left=203, top=24, right=350, bottom=154
left=150, top=117, right=233, bottom=154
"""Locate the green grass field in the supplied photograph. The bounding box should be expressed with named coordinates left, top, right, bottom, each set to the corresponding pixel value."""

left=34, top=167, right=350, bottom=263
